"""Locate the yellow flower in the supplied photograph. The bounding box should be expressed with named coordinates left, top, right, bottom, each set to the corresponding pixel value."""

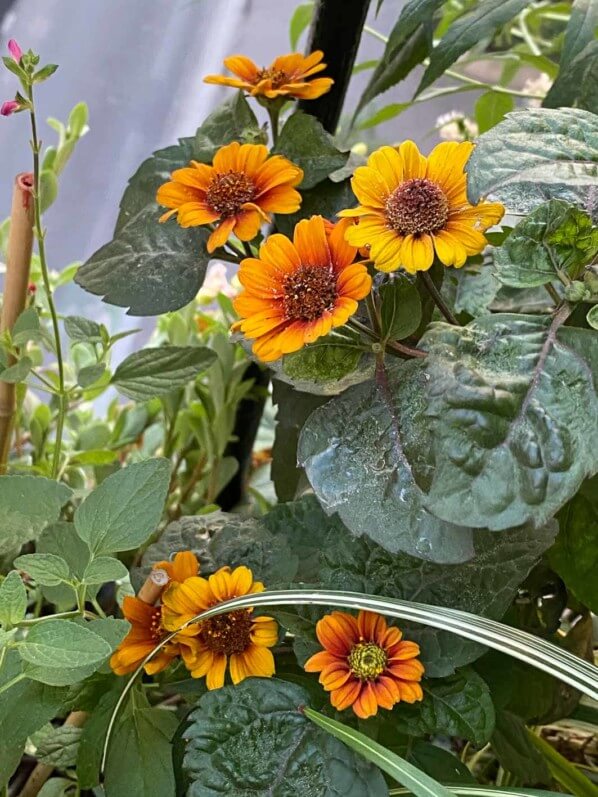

left=156, top=141, right=303, bottom=253
left=204, top=51, right=333, bottom=100
left=339, top=141, right=504, bottom=273
left=152, top=550, right=200, bottom=584
left=161, top=565, right=278, bottom=690
left=232, top=216, right=371, bottom=363
left=304, top=610, right=424, bottom=719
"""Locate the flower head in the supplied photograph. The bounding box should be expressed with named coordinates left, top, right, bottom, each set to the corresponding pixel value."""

left=233, top=216, right=371, bottom=362
left=204, top=51, right=333, bottom=101
left=157, top=141, right=303, bottom=253
left=339, top=141, right=504, bottom=273
left=7, top=39, right=23, bottom=63
left=305, top=610, right=424, bottom=719
left=152, top=550, right=200, bottom=584
left=161, top=565, right=278, bottom=690
left=1, top=100, right=19, bottom=116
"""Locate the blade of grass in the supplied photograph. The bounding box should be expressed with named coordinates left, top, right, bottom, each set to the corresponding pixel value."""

left=528, top=731, right=598, bottom=797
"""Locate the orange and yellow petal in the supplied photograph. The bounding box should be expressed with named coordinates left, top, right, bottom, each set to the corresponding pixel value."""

left=206, top=652, right=227, bottom=690
left=207, top=217, right=236, bottom=253
left=425, top=141, right=473, bottom=201
left=397, top=140, right=427, bottom=181
left=357, top=610, right=388, bottom=643
left=250, top=616, right=279, bottom=647
left=353, top=682, right=379, bottom=719
left=154, top=551, right=200, bottom=584
left=293, top=216, right=331, bottom=266
left=330, top=678, right=361, bottom=710
left=351, top=166, right=389, bottom=209
left=400, top=234, right=435, bottom=273
left=223, top=54, right=260, bottom=81
left=316, top=612, right=359, bottom=655
left=242, top=643, right=276, bottom=678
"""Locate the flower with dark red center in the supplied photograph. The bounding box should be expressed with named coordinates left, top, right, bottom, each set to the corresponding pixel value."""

left=204, top=51, right=333, bottom=101
left=157, top=141, right=303, bottom=253
left=232, top=215, right=372, bottom=363
left=305, top=610, right=425, bottom=719
left=339, top=140, right=504, bottom=273
left=161, top=565, right=278, bottom=690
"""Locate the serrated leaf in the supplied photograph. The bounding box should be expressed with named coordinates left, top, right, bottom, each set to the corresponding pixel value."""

left=12, top=307, right=41, bottom=345
left=35, top=724, right=82, bottom=767
left=474, top=91, right=514, bottom=134
left=380, top=277, right=422, bottom=340
left=18, top=620, right=111, bottom=669
left=0, top=570, right=27, bottom=628
left=422, top=315, right=598, bottom=530
left=111, top=345, right=216, bottom=401
left=0, top=476, right=72, bottom=555
left=75, top=206, right=210, bottom=316
left=14, top=553, right=71, bottom=587
left=83, top=556, right=128, bottom=585
left=494, top=200, right=598, bottom=287
left=298, top=358, right=476, bottom=562
left=194, top=91, right=264, bottom=164
left=64, top=315, right=103, bottom=343
left=77, top=363, right=106, bottom=389
left=274, top=111, right=348, bottom=189
left=74, top=459, right=170, bottom=554
left=466, top=108, right=598, bottom=213
left=417, top=0, right=530, bottom=95
left=544, top=40, right=598, bottom=112
left=183, top=678, right=387, bottom=796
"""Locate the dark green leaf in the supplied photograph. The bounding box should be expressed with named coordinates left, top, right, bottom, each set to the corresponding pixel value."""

left=408, top=741, right=476, bottom=784
left=446, top=266, right=500, bottom=318
left=417, top=0, right=531, bottom=95
left=474, top=91, right=514, bottom=134
left=280, top=335, right=373, bottom=395
left=491, top=710, right=550, bottom=784
left=111, top=345, right=216, bottom=401
left=74, top=459, right=170, bottom=554
left=422, top=316, right=598, bottom=530
left=544, top=40, right=598, bottom=112
left=466, top=108, right=598, bottom=213
left=64, top=316, right=102, bottom=343
left=14, top=553, right=70, bottom=587
left=0, top=476, right=72, bottom=555
left=379, top=277, right=422, bottom=340
left=494, top=200, right=598, bottom=288
left=274, top=111, right=348, bottom=189
left=77, top=683, right=123, bottom=789
left=194, top=91, right=264, bottom=164
left=275, top=177, right=355, bottom=237
left=289, top=2, right=314, bottom=49
left=0, top=570, right=27, bottom=628
left=183, top=678, right=387, bottom=796
left=35, top=724, right=81, bottom=767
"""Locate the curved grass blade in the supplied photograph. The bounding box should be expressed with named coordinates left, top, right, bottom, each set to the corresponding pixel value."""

left=304, top=707, right=456, bottom=797
left=389, top=788, right=569, bottom=797
left=528, top=731, right=598, bottom=797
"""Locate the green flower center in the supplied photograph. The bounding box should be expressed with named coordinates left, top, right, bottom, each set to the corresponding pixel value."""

left=283, top=265, right=337, bottom=322
left=348, top=642, right=387, bottom=681
left=206, top=171, right=256, bottom=217
left=385, top=178, right=449, bottom=236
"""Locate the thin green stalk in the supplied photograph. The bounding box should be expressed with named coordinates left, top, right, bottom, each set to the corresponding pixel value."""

left=544, top=283, right=561, bottom=306
left=419, top=272, right=460, bottom=325
left=17, top=609, right=82, bottom=627
left=267, top=104, right=281, bottom=145
left=28, top=84, right=66, bottom=479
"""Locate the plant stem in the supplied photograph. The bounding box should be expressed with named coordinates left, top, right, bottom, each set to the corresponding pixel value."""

left=28, top=84, right=66, bottom=479
left=366, top=291, right=381, bottom=335
left=0, top=671, right=27, bottom=696
left=544, top=282, right=561, bottom=306
left=418, top=272, right=460, bottom=325
left=267, top=104, right=281, bottom=146
left=17, top=609, right=83, bottom=627
left=347, top=318, right=426, bottom=358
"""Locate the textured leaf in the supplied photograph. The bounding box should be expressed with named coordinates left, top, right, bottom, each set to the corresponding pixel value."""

left=445, top=266, right=500, bottom=318
left=37, top=522, right=92, bottom=609
left=77, top=683, right=123, bottom=789
left=274, top=178, right=355, bottom=237
left=183, top=678, right=387, bottom=796
left=64, top=315, right=102, bottom=343
left=275, top=111, right=348, bottom=189
left=298, top=358, right=476, bottom=562
left=35, top=724, right=82, bottom=767
left=494, top=200, right=598, bottom=287
left=194, top=91, right=264, bottom=164
left=74, top=459, right=170, bottom=554
left=77, top=363, right=106, bottom=388
left=0, top=570, right=27, bottom=628
left=422, top=315, right=598, bottom=530
left=111, top=345, right=216, bottom=400
left=466, top=108, right=598, bottom=213
left=14, top=553, right=71, bottom=587
left=544, top=40, right=598, bottom=112
left=18, top=620, right=111, bottom=669
left=380, top=277, right=422, bottom=340
left=75, top=206, right=210, bottom=316
left=0, top=476, right=72, bottom=555
left=491, top=710, right=550, bottom=784
left=83, top=556, right=128, bottom=585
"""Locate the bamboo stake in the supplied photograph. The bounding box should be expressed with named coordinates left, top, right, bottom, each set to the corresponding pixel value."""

left=0, top=172, right=35, bottom=473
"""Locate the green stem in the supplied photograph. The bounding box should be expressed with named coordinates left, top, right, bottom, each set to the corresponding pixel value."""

left=28, top=84, right=66, bottom=479
left=0, top=672, right=27, bottom=696
left=17, top=609, right=82, bottom=627
left=347, top=318, right=427, bottom=359
left=544, top=282, right=561, bottom=306
left=418, top=272, right=460, bottom=325
left=267, top=104, right=281, bottom=146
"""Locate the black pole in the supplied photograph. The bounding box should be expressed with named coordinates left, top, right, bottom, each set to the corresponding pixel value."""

left=298, top=0, right=372, bottom=133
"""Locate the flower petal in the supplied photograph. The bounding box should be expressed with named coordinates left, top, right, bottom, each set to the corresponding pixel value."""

left=205, top=652, right=227, bottom=689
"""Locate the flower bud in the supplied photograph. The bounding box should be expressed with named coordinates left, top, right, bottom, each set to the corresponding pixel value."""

left=7, top=39, right=23, bottom=62
left=1, top=99, right=19, bottom=116
left=564, top=281, right=588, bottom=302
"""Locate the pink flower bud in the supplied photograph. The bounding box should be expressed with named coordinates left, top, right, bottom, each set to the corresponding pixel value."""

left=1, top=100, right=19, bottom=116
left=7, top=39, right=23, bottom=62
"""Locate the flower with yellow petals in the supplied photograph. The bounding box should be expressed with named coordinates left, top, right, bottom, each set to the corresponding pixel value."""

left=232, top=215, right=371, bottom=363
left=339, top=141, right=504, bottom=273
left=161, top=565, right=278, bottom=690
left=305, top=610, right=425, bottom=719
left=152, top=550, right=200, bottom=584
left=156, top=141, right=303, bottom=254
left=204, top=51, right=333, bottom=101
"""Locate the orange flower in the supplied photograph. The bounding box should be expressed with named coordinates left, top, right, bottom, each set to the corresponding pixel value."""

left=305, top=610, right=425, bottom=719
left=161, top=565, right=278, bottom=690
left=232, top=216, right=372, bottom=363
left=152, top=550, right=199, bottom=584
left=156, top=141, right=303, bottom=253
left=109, top=595, right=200, bottom=676
left=204, top=51, right=333, bottom=100
left=339, top=141, right=504, bottom=273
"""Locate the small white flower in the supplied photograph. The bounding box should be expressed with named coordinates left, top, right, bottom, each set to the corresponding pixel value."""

left=197, top=262, right=237, bottom=303
left=436, top=111, right=478, bottom=142
left=522, top=73, right=552, bottom=106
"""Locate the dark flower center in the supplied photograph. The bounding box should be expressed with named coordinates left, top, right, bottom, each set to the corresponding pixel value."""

left=385, top=178, right=449, bottom=236
left=206, top=171, right=256, bottom=217
left=148, top=607, right=165, bottom=641
left=256, top=67, right=288, bottom=88
left=283, top=265, right=338, bottom=322
left=348, top=642, right=387, bottom=681
left=200, top=610, right=253, bottom=655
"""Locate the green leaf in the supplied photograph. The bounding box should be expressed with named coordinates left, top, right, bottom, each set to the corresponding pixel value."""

left=289, top=2, right=314, bottom=49
left=75, top=206, right=210, bottom=316
left=18, top=620, right=111, bottom=670
left=274, top=111, right=348, bottom=189
left=111, top=345, right=216, bottom=401
left=14, top=553, right=70, bottom=587
left=357, top=102, right=412, bottom=130
left=544, top=40, right=598, bottom=112
left=587, top=304, right=598, bottom=330
left=417, top=0, right=531, bottom=95
left=466, top=108, right=598, bottom=214
left=77, top=683, right=123, bottom=789
left=275, top=177, right=354, bottom=237
left=491, top=710, right=550, bottom=784
left=494, top=200, right=598, bottom=288
left=69, top=449, right=118, bottom=467
left=183, top=678, right=387, bottom=796
left=33, top=63, right=58, bottom=83
left=528, top=729, right=598, bottom=797
left=422, top=315, right=598, bottom=530
left=380, top=277, right=422, bottom=340
left=298, top=358, right=476, bottom=562
left=37, top=778, right=75, bottom=797
left=304, top=707, right=455, bottom=797
left=0, top=476, right=72, bottom=555
left=36, top=522, right=91, bottom=608
left=549, top=478, right=598, bottom=612
left=0, top=355, right=32, bottom=382
left=39, top=169, right=59, bottom=213
left=77, top=363, right=106, bottom=388
left=0, top=570, right=27, bottom=628
left=34, top=724, right=82, bottom=767
left=194, top=91, right=264, bottom=164
left=12, top=307, right=41, bottom=345
left=393, top=669, right=495, bottom=745
left=64, top=315, right=103, bottom=343
left=408, top=741, right=475, bottom=785
left=74, top=459, right=170, bottom=554
left=446, top=267, right=500, bottom=318
left=83, top=556, right=129, bottom=585
left=474, top=91, right=514, bottom=134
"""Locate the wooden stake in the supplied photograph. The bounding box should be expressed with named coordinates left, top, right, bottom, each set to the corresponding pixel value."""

left=0, top=172, right=34, bottom=473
